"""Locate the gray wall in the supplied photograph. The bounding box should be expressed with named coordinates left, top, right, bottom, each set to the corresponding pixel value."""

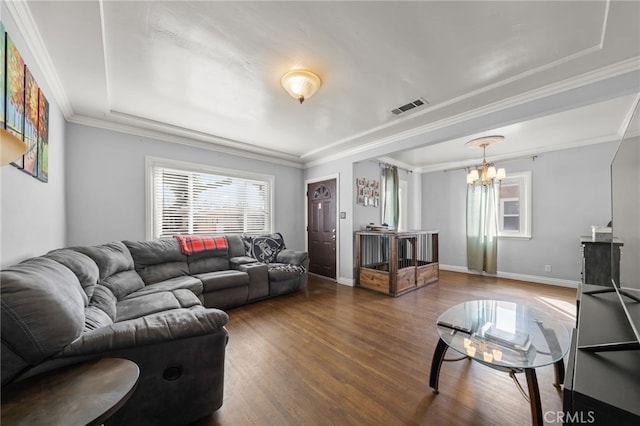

left=353, top=160, right=419, bottom=231
left=1, top=8, right=67, bottom=267
left=65, top=123, right=306, bottom=250
left=421, top=141, right=618, bottom=282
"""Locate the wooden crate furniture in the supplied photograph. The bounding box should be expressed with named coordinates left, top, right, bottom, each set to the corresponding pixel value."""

left=355, top=230, right=439, bottom=296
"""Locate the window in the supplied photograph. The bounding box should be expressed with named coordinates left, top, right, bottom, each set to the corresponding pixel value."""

left=146, top=157, right=273, bottom=239
left=498, top=171, right=531, bottom=239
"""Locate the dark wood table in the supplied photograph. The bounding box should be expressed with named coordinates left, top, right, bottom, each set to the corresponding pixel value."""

left=1, top=358, right=139, bottom=426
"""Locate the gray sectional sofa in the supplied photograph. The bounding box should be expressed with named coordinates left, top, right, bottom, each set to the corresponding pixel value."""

left=0, top=234, right=308, bottom=425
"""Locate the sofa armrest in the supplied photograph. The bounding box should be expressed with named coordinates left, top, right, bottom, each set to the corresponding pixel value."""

left=59, top=306, right=228, bottom=356
left=229, top=256, right=258, bottom=269
left=276, top=249, right=308, bottom=266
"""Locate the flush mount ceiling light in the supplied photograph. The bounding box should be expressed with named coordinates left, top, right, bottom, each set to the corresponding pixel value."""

left=280, top=69, right=322, bottom=104
left=466, top=135, right=506, bottom=186
left=0, top=128, right=27, bottom=166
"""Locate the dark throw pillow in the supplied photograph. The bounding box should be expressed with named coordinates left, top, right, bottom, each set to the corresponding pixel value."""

left=251, top=233, right=286, bottom=263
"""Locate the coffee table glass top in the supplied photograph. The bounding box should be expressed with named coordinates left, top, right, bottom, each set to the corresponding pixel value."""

left=435, top=300, right=570, bottom=369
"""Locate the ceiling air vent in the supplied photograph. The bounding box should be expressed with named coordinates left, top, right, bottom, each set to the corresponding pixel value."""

left=391, top=97, right=429, bottom=115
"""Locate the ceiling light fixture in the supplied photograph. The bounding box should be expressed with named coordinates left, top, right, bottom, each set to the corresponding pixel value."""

left=466, top=135, right=506, bottom=186
left=280, top=69, right=322, bottom=104
left=0, top=128, right=28, bottom=166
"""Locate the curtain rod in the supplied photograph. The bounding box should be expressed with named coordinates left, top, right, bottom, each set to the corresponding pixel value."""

left=443, top=154, right=538, bottom=173
left=379, top=162, right=413, bottom=173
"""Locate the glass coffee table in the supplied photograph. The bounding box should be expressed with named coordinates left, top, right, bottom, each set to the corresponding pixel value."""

left=429, top=300, right=570, bottom=426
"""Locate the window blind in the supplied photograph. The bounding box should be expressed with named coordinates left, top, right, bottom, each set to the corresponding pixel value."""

left=152, top=165, right=272, bottom=239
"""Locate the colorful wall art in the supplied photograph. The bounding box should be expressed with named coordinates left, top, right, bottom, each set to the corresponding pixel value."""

left=1, top=22, right=5, bottom=128
left=1, top=20, right=50, bottom=182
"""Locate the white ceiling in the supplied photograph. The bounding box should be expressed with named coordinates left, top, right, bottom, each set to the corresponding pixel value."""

left=9, top=1, right=640, bottom=168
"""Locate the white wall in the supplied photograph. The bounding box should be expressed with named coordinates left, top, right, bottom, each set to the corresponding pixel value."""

left=65, top=123, right=306, bottom=251
left=421, top=141, right=618, bottom=284
left=0, top=8, right=66, bottom=267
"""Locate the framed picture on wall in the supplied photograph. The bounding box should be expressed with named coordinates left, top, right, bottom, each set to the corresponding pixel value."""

left=6, top=33, right=25, bottom=168
left=36, top=88, right=49, bottom=183
left=1, top=22, right=6, bottom=128
left=356, top=178, right=380, bottom=206
left=23, top=66, right=39, bottom=176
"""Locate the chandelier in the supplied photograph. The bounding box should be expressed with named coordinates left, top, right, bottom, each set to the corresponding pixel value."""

left=466, top=135, right=506, bottom=186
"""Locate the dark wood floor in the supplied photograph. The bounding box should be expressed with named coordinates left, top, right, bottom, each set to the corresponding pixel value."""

left=194, top=271, right=577, bottom=426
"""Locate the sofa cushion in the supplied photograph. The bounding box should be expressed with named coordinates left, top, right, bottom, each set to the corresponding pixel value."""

left=171, top=288, right=203, bottom=308
left=122, top=276, right=204, bottom=300
left=89, top=285, right=117, bottom=321
left=226, top=234, right=247, bottom=258
left=116, top=292, right=179, bottom=322
left=59, top=306, right=229, bottom=357
left=84, top=305, right=114, bottom=332
left=101, top=270, right=146, bottom=300
left=250, top=233, right=286, bottom=263
left=229, top=256, right=258, bottom=269
left=196, top=270, right=249, bottom=292
left=124, top=239, right=189, bottom=285
left=0, top=258, right=85, bottom=366
left=72, top=242, right=134, bottom=281
left=45, top=248, right=99, bottom=304
left=187, top=252, right=230, bottom=275
left=267, top=263, right=306, bottom=281
left=116, top=289, right=202, bottom=322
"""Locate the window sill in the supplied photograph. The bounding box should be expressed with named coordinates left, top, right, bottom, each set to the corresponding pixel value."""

left=498, top=234, right=532, bottom=240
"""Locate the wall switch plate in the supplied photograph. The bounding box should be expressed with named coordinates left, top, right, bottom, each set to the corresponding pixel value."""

left=340, top=212, right=346, bottom=219
left=544, top=265, right=552, bottom=272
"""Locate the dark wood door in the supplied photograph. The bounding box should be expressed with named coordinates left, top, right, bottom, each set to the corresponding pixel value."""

left=307, top=179, right=337, bottom=279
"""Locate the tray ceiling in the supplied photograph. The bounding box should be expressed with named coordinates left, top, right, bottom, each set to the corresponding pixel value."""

left=10, top=1, right=640, bottom=167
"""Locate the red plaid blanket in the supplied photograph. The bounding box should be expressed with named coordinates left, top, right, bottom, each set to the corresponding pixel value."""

left=174, top=235, right=228, bottom=256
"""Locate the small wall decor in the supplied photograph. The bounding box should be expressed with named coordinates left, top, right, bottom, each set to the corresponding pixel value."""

left=23, top=67, right=38, bottom=176
left=356, top=178, right=380, bottom=207
left=1, top=21, right=50, bottom=182
left=6, top=32, right=25, bottom=169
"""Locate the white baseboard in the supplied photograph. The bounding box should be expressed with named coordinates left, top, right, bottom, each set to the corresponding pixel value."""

left=308, top=273, right=354, bottom=287
left=337, top=277, right=355, bottom=287
left=439, top=264, right=579, bottom=289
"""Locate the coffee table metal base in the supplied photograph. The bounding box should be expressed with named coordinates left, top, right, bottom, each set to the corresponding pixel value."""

left=429, top=338, right=564, bottom=426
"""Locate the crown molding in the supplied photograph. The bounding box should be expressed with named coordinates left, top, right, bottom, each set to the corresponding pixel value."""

left=5, top=0, right=74, bottom=118
left=304, top=56, right=640, bottom=169
left=617, top=94, right=640, bottom=137
left=417, top=133, right=621, bottom=174
left=68, top=114, right=305, bottom=169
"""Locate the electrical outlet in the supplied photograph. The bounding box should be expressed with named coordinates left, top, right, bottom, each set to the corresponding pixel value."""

left=544, top=265, right=552, bottom=272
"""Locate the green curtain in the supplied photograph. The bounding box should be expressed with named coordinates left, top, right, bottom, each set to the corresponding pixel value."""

left=382, top=166, right=399, bottom=229
left=466, top=182, right=498, bottom=274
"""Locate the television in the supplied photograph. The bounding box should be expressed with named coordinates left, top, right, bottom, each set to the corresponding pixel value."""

left=581, top=97, right=640, bottom=352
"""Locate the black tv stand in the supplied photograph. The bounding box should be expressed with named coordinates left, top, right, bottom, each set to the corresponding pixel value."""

left=563, top=284, right=640, bottom=424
